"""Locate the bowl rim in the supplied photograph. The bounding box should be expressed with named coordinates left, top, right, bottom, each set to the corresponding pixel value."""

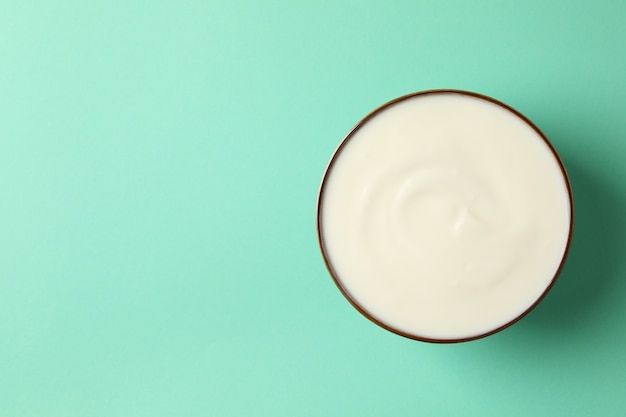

left=315, top=89, right=575, bottom=343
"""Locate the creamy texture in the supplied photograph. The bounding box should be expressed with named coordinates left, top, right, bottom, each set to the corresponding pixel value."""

left=319, top=92, right=571, bottom=341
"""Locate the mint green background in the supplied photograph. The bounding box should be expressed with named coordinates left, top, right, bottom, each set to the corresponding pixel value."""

left=1, top=1, right=625, bottom=416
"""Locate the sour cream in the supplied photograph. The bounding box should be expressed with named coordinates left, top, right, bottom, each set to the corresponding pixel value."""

left=317, top=90, right=572, bottom=342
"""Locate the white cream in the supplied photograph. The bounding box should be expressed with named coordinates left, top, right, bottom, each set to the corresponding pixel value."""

left=319, top=92, right=571, bottom=341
